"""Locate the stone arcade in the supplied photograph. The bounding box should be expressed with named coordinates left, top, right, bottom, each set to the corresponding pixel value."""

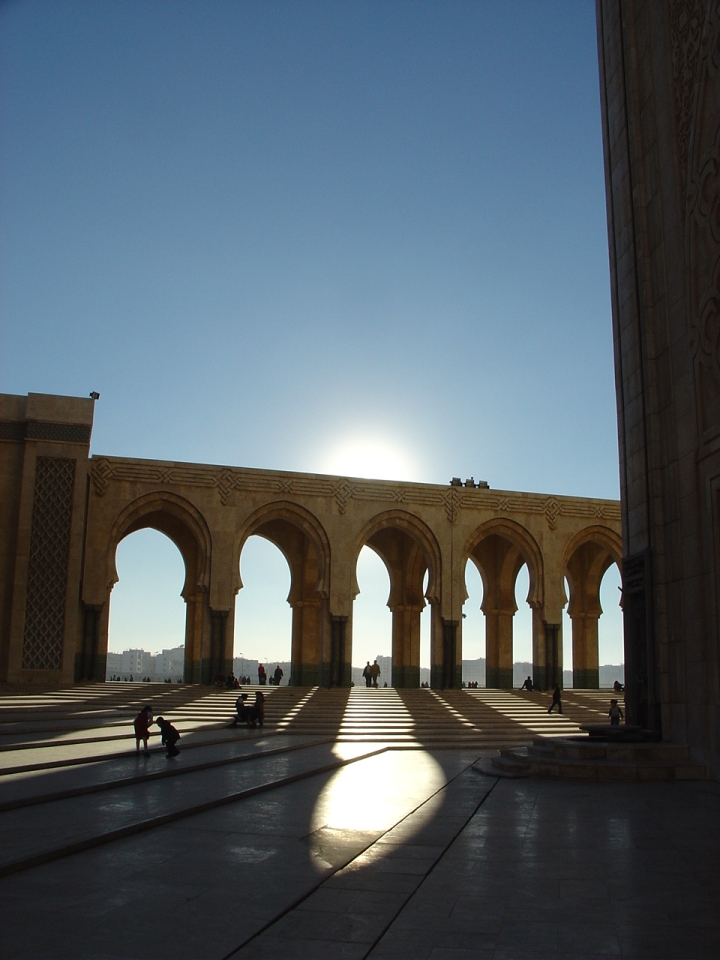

left=0, top=392, right=621, bottom=692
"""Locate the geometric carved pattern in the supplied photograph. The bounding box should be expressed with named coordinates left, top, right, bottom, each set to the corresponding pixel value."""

left=670, top=0, right=707, bottom=183
left=0, top=421, right=26, bottom=441
left=22, top=457, right=75, bottom=671
left=25, top=422, right=91, bottom=443
left=90, top=456, right=622, bottom=525
left=0, top=421, right=91, bottom=444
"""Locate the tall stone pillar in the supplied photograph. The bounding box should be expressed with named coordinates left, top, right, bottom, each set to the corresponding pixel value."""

left=484, top=604, right=514, bottom=688
left=571, top=612, right=600, bottom=689
left=390, top=603, right=422, bottom=688
left=431, top=618, right=460, bottom=689
left=328, top=615, right=349, bottom=687
left=291, top=597, right=322, bottom=686
left=543, top=622, right=562, bottom=689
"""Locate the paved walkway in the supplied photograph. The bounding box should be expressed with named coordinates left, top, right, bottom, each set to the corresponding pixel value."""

left=0, top=685, right=716, bottom=959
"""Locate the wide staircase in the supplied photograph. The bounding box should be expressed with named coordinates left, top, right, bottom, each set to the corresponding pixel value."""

left=0, top=683, right=704, bottom=880
left=0, top=682, right=615, bottom=775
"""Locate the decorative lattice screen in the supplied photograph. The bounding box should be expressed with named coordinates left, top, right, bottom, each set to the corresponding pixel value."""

left=21, top=457, right=76, bottom=670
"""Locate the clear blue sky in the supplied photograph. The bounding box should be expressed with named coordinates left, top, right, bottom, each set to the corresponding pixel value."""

left=0, top=0, right=623, bottom=671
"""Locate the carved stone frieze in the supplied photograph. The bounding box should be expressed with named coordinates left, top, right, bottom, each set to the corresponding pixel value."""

left=89, top=456, right=620, bottom=527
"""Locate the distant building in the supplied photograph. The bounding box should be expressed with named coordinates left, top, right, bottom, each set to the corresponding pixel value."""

left=233, top=656, right=259, bottom=680
left=105, top=645, right=184, bottom=681
left=374, top=655, right=391, bottom=685
left=154, top=646, right=185, bottom=681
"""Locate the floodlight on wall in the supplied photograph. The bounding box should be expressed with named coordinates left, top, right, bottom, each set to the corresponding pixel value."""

left=89, top=392, right=100, bottom=400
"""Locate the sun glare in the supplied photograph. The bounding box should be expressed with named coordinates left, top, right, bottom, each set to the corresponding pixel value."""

left=320, top=436, right=420, bottom=482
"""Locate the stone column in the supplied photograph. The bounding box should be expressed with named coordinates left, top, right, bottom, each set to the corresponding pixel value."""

left=484, top=603, right=515, bottom=688
left=543, top=622, right=562, bottom=689
left=328, top=615, right=349, bottom=687
left=531, top=606, right=547, bottom=690
left=291, top=597, right=322, bottom=686
left=390, top=603, right=423, bottom=688
left=571, top=612, right=600, bottom=688
left=431, top=618, right=460, bottom=689
left=76, top=603, right=103, bottom=682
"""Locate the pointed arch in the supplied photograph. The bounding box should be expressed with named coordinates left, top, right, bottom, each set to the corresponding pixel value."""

left=354, top=509, right=442, bottom=603
left=107, top=492, right=212, bottom=598
left=562, top=525, right=622, bottom=572
left=235, top=501, right=331, bottom=598
left=464, top=517, right=544, bottom=607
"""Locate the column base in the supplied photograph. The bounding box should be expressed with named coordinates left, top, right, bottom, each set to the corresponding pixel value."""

left=290, top=664, right=320, bottom=686
left=320, top=660, right=352, bottom=687
left=431, top=664, right=462, bottom=689
left=573, top=668, right=599, bottom=689
left=486, top=667, right=513, bottom=689
left=74, top=653, right=107, bottom=682
left=392, top=665, right=419, bottom=688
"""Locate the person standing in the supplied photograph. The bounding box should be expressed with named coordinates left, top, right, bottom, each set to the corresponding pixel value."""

left=362, top=662, right=372, bottom=688
left=133, top=705, right=153, bottom=755
left=273, top=665, right=283, bottom=686
left=608, top=699, right=624, bottom=726
left=371, top=660, right=380, bottom=689
left=547, top=683, right=563, bottom=714
left=258, top=663, right=266, bottom=685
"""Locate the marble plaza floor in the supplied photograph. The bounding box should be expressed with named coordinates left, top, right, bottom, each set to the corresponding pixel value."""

left=0, top=684, right=717, bottom=959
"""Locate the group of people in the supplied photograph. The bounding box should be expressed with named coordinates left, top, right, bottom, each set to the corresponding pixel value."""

left=361, top=660, right=381, bottom=688
left=132, top=705, right=181, bottom=757
left=229, top=691, right=265, bottom=728
left=256, top=664, right=284, bottom=686
left=462, top=681, right=480, bottom=689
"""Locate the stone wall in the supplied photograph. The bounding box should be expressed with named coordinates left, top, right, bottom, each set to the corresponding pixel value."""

left=597, top=0, right=720, bottom=775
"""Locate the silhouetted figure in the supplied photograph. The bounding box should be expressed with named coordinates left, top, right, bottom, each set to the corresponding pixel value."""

left=133, top=705, right=153, bottom=755
left=230, top=694, right=249, bottom=727
left=258, top=664, right=267, bottom=685
left=247, top=692, right=265, bottom=728
left=608, top=699, right=624, bottom=725
left=156, top=716, right=180, bottom=757
left=273, top=665, right=283, bottom=686
left=362, top=662, right=372, bottom=687
left=521, top=676, right=534, bottom=692
left=548, top=683, right=563, bottom=714
left=613, top=680, right=625, bottom=693
left=371, top=660, right=380, bottom=688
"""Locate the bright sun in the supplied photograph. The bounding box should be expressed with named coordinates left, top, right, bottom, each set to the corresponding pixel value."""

left=320, top=436, right=419, bottom=482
